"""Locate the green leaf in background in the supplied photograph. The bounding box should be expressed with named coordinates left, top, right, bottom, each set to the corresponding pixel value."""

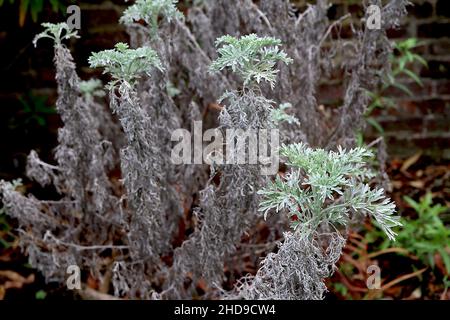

left=392, top=81, right=413, bottom=96
left=35, top=290, right=47, bottom=300
left=402, top=68, right=423, bottom=86
left=49, top=0, right=61, bottom=12
left=413, top=54, right=428, bottom=67
left=0, top=0, right=66, bottom=26
left=365, top=38, right=427, bottom=134
left=17, top=93, right=56, bottom=127
left=30, top=0, right=44, bottom=23
left=438, top=248, right=450, bottom=274
left=363, top=192, right=449, bottom=289
left=367, top=117, right=384, bottom=134
left=19, top=0, right=30, bottom=26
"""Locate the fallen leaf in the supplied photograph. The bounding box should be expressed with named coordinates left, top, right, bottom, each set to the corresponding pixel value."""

left=208, top=103, right=223, bottom=112
left=0, top=270, right=35, bottom=292
left=196, top=279, right=208, bottom=292
left=392, top=180, right=403, bottom=189
left=401, top=152, right=422, bottom=172
left=410, top=287, right=421, bottom=299
left=87, top=274, right=99, bottom=290
left=434, top=251, right=449, bottom=276
left=409, top=180, right=425, bottom=189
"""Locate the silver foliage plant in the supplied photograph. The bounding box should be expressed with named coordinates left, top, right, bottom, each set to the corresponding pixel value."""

left=188, top=0, right=409, bottom=149
left=231, top=143, right=400, bottom=299
left=0, top=0, right=409, bottom=299
left=165, top=34, right=292, bottom=298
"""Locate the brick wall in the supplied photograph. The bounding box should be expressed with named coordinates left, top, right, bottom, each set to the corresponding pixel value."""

left=0, top=0, right=448, bottom=179
left=381, top=0, right=450, bottom=160
left=294, top=0, right=450, bottom=160
left=0, top=1, right=128, bottom=178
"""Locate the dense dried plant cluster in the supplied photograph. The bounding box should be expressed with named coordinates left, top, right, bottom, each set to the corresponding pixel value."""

left=0, top=0, right=409, bottom=299
left=164, top=33, right=292, bottom=298
left=1, top=23, right=123, bottom=283
left=233, top=232, right=346, bottom=300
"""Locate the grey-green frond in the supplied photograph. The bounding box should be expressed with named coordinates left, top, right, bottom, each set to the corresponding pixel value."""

left=33, top=22, right=79, bottom=47
left=210, top=34, right=293, bottom=89
left=88, top=42, right=163, bottom=86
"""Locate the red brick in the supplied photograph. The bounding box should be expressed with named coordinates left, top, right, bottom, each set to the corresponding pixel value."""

left=418, top=23, right=450, bottom=38
left=413, top=136, right=450, bottom=150
left=348, top=4, right=364, bottom=18
left=425, top=117, right=450, bottom=131
left=435, top=80, right=450, bottom=95
left=398, top=99, right=447, bottom=115
left=429, top=40, right=450, bottom=55
left=383, top=81, right=434, bottom=98
left=420, top=60, right=450, bottom=79
left=408, top=1, right=434, bottom=19
left=388, top=99, right=445, bottom=118
left=436, top=0, right=450, bottom=18
left=82, top=9, right=121, bottom=30
left=378, top=117, right=424, bottom=132
left=386, top=26, right=409, bottom=38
